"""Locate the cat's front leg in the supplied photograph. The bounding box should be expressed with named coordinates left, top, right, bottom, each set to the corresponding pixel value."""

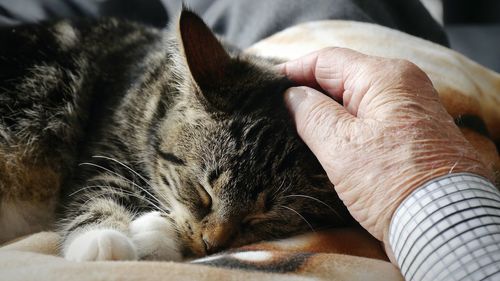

left=129, top=211, right=182, bottom=261
left=62, top=198, right=138, bottom=261
left=62, top=199, right=182, bottom=261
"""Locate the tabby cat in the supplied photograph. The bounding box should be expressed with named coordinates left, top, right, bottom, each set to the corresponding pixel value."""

left=0, top=10, right=349, bottom=261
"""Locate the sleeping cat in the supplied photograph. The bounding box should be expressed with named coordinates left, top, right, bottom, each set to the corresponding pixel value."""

left=0, top=10, right=350, bottom=261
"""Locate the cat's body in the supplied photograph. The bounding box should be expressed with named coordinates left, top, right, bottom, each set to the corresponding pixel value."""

left=0, top=11, right=349, bottom=260
left=0, top=18, right=160, bottom=243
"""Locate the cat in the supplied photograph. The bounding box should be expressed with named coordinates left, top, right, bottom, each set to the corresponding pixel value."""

left=0, top=9, right=350, bottom=261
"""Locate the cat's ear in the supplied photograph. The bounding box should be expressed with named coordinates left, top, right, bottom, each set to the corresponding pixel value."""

left=178, top=9, right=232, bottom=107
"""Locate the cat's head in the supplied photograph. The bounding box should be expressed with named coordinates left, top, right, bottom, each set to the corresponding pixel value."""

left=150, top=10, right=349, bottom=257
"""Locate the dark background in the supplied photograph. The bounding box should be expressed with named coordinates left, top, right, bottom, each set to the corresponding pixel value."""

left=0, top=0, right=498, bottom=71
left=444, top=0, right=500, bottom=71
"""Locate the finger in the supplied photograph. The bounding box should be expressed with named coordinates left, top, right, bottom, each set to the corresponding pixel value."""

left=284, top=86, right=356, bottom=166
left=279, top=47, right=368, bottom=102
left=276, top=55, right=322, bottom=90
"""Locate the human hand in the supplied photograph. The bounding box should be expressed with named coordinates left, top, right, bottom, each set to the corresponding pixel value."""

left=279, top=47, right=490, bottom=250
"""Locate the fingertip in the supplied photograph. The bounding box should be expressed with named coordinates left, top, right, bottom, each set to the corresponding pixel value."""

left=284, top=86, right=307, bottom=113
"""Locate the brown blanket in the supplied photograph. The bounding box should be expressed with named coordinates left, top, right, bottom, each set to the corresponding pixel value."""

left=1, top=20, right=499, bottom=281
left=1, top=230, right=402, bottom=281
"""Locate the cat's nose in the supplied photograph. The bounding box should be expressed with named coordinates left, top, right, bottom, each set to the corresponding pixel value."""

left=202, top=237, right=219, bottom=254
left=202, top=223, right=234, bottom=254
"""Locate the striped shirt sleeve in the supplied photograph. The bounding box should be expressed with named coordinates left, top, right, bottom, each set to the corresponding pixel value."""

left=389, top=173, right=500, bottom=281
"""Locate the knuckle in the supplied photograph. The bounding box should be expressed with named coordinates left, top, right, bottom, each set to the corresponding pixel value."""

left=320, top=46, right=362, bottom=60
left=393, top=58, right=416, bottom=69
left=392, top=59, right=423, bottom=75
left=321, top=46, right=340, bottom=53
left=387, top=58, right=432, bottom=83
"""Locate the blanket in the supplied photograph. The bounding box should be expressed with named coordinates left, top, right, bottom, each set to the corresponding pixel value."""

left=1, top=20, right=499, bottom=281
left=0, top=229, right=402, bottom=281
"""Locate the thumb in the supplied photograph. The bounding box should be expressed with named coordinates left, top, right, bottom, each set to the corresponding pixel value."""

left=284, top=86, right=355, bottom=161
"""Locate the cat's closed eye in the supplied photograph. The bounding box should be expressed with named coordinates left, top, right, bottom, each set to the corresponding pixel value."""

left=196, top=183, right=212, bottom=211
left=242, top=215, right=267, bottom=227
left=158, top=150, right=185, bottom=166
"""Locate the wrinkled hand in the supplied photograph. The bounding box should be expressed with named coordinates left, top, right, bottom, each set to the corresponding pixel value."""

left=280, top=47, right=489, bottom=250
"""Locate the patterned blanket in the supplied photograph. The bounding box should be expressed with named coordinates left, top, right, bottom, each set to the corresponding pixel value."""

left=1, top=20, right=499, bottom=281
left=0, top=229, right=401, bottom=281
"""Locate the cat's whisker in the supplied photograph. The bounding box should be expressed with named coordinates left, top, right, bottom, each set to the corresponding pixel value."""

left=71, top=185, right=167, bottom=214
left=89, top=155, right=175, bottom=212
left=278, top=205, right=315, bottom=232
left=68, top=185, right=94, bottom=197
left=80, top=190, right=112, bottom=207
left=119, top=192, right=169, bottom=215
left=270, top=178, right=288, bottom=199
left=75, top=184, right=153, bottom=209
left=154, top=186, right=172, bottom=209
left=78, top=162, right=168, bottom=212
left=277, top=178, right=287, bottom=192
left=68, top=182, right=129, bottom=197
left=284, top=194, right=343, bottom=222
left=283, top=180, right=294, bottom=194
left=92, top=155, right=156, bottom=189
left=82, top=188, right=169, bottom=217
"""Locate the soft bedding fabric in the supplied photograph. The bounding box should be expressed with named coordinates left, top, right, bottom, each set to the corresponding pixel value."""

left=0, top=230, right=402, bottom=281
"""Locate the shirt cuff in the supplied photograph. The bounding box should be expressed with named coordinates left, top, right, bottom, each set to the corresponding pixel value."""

left=389, top=173, right=500, bottom=281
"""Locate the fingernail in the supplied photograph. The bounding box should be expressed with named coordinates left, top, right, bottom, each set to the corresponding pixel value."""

left=284, top=87, right=307, bottom=112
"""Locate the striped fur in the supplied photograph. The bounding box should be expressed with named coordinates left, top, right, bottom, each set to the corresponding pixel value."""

left=0, top=11, right=350, bottom=259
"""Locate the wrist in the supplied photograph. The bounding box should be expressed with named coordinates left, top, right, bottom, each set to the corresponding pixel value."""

left=381, top=170, right=489, bottom=248
left=379, top=141, right=490, bottom=244
left=386, top=173, right=500, bottom=280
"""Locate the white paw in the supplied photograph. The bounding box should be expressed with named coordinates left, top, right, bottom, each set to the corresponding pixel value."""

left=64, top=229, right=137, bottom=261
left=130, top=211, right=182, bottom=261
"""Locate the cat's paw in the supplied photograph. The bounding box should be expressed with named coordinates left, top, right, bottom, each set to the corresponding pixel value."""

left=130, top=211, right=182, bottom=261
left=64, top=229, right=138, bottom=261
